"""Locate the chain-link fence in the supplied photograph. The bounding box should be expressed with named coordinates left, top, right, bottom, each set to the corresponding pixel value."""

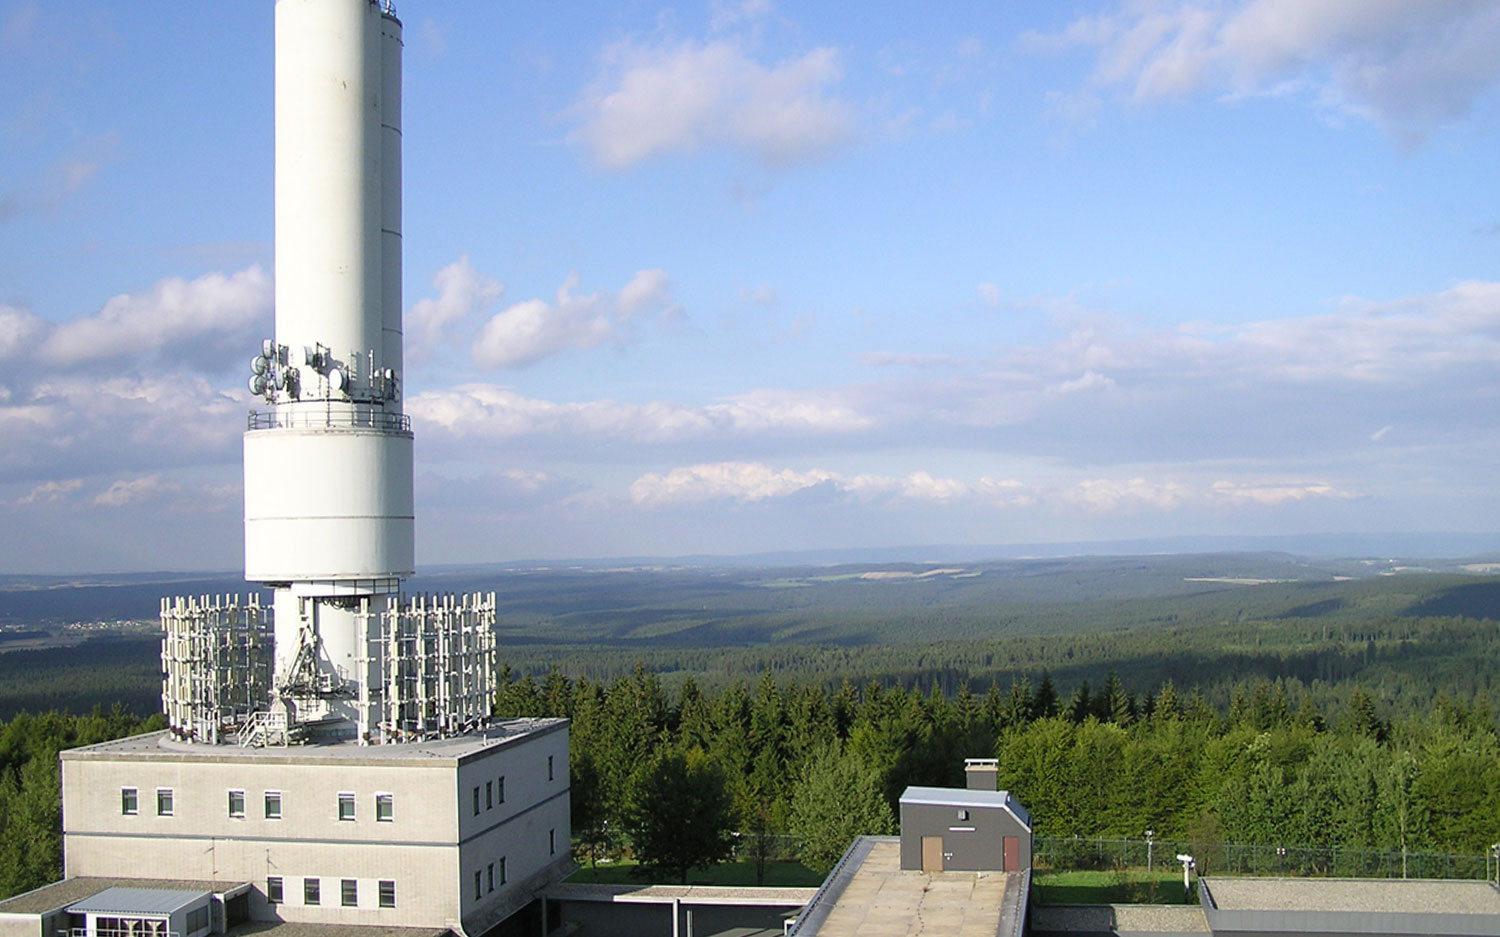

left=1034, top=835, right=1495, bottom=881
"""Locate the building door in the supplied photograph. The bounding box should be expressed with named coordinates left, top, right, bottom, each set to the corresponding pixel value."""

left=921, top=836, right=944, bottom=872
left=1003, top=836, right=1020, bottom=872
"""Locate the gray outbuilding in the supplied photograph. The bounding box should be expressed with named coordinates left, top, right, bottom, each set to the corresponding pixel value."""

left=898, top=786, right=1032, bottom=873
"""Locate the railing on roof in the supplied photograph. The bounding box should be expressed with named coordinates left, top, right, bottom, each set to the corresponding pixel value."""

left=247, top=409, right=410, bottom=432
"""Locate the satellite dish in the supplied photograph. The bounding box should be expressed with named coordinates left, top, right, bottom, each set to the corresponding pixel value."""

left=252, top=355, right=269, bottom=375
left=273, top=370, right=286, bottom=390
left=249, top=374, right=267, bottom=395
left=328, top=368, right=346, bottom=392
left=262, top=339, right=276, bottom=358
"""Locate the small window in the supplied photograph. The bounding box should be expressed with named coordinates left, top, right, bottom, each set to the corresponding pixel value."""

left=486, top=780, right=493, bottom=810
left=548, top=755, right=554, bottom=781
left=121, top=787, right=138, bottom=816
left=341, top=879, right=357, bottom=907
left=473, top=786, right=480, bottom=816
left=499, top=856, right=507, bottom=885
left=228, top=790, right=245, bottom=818
left=304, top=878, right=320, bottom=906
left=486, top=862, right=494, bottom=892
left=497, top=775, right=505, bottom=804
left=550, top=828, right=556, bottom=855
left=378, top=880, right=395, bottom=909
left=376, top=793, right=393, bottom=822
left=338, top=791, right=356, bottom=821
left=957, top=809, right=969, bottom=821
left=265, top=790, right=282, bottom=820
left=156, top=788, right=174, bottom=817
left=266, top=876, right=283, bottom=904
left=474, top=870, right=481, bottom=901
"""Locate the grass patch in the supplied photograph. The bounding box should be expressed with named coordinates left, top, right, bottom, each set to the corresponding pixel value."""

left=1032, top=869, right=1196, bottom=905
left=566, top=857, right=826, bottom=888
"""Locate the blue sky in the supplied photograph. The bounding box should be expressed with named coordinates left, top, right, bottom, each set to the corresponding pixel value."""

left=3, top=0, right=1499, bottom=573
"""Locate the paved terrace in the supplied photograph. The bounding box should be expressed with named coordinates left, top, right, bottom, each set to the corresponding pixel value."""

left=790, top=838, right=1026, bottom=937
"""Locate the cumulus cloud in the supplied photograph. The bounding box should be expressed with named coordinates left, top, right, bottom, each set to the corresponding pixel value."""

left=94, top=474, right=179, bottom=507
left=0, top=303, right=46, bottom=359
left=410, top=383, right=873, bottom=444
left=39, top=266, right=270, bottom=368
left=629, top=461, right=1352, bottom=513
left=471, top=269, right=678, bottom=369
left=572, top=35, right=855, bottom=168
left=1030, top=0, right=1500, bottom=140
left=407, top=255, right=504, bottom=364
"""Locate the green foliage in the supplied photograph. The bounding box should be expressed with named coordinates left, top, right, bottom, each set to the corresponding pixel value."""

left=789, top=742, right=896, bottom=873
left=623, top=748, right=736, bottom=884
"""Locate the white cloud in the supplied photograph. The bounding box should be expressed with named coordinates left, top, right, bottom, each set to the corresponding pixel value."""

left=407, top=255, right=503, bottom=364
left=39, top=266, right=270, bottom=367
left=573, top=36, right=854, bottom=168
left=1370, top=424, right=1393, bottom=442
left=631, top=461, right=838, bottom=505
left=0, top=303, right=46, bottom=359
left=94, top=474, right=179, bottom=507
left=471, top=269, right=677, bottom=369
left=15, top=478, right=82, bottom=505
left=1032, top=0, right=1500, bottom=140
left=978, top=282, right=1002, bottom=307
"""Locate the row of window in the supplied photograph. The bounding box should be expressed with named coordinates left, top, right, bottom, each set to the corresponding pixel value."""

left=121, top=787, right=393, bottom=822
left=468, top=755, right=557, bottom=819
left=474, top=858, right=508, bottom=899
left=472, top=775, right=506, bottom=815
left=267, top=876, right=396, bottom=909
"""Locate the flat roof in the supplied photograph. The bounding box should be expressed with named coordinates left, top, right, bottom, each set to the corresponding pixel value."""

left=1203, top=877, right=1500, bottom=915
left=68, top=887, right=209, bottom=916
left=61, top=718, right=567, bottom=766
left=790, top=837, right=1025, bottom=937
left=0, top=878, right=248, bottom=916
left=899, top=786, right=1032, bottom=828
left=548, top=883, right=816, bottom=907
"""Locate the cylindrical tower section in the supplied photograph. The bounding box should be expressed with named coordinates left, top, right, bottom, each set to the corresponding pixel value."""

left=274, top=0, right=390, bottom=382
left=379, top=13, right=403, bottom=386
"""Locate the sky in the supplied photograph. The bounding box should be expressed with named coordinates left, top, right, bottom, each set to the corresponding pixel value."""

left=2, top=0, right=1499, bottom=574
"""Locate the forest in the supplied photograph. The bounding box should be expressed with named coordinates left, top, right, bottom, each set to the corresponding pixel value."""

left=1, top=556, right=1499, bottom=895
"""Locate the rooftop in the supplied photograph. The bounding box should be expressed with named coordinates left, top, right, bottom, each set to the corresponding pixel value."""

left=68, top=887, right=210, bottom=916
left=789, top=837, right=1025, bottom=937
left=899, top=786, right=1032, bottom=828
left=1203, top=876, right=1500, bottom=915
left=61, top=718, right=566, bottom=766
left=0, top=878, right=248, bottom=916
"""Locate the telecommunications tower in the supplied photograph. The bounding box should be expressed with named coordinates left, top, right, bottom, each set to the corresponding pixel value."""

left=162, top=0, right=495, bottom=746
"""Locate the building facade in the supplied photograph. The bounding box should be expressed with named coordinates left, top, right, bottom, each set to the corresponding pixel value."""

left=60, top=719, right=570, bottom=934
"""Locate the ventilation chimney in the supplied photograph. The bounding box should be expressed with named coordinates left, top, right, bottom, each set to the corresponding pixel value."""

left=965, top=757, right=999, bottom=791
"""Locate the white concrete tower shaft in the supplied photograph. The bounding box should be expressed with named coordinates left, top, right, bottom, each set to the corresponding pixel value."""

left=244, top=0, right=410, bottom=737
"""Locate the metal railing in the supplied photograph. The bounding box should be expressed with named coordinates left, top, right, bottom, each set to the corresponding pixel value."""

left=247, top=408, right=410, bottom=432
left=1034, top=834, right=1492, bottom=881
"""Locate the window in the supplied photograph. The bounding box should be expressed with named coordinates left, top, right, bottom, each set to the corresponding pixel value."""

left=304, top=878, right=320, bottom=906
left=473, top=786, right=480, bottom=816
left=341, top=879, right=358, bottom=907
left=338, top=791, right=355, bottom=821
left=549, top=828, right=556, bottom=855
left=499, top=857, right=507, bottom=885
left=486, top=863, right=494, bottom=893
left=228, top=790, right=245, bottom=818
left=375, top=793, right=393, bottom=822
left=156, top=788, right=173, bottom=816
left=378, top=880, right=395, bottom=909
left=265, top=790, right=282, bottom=820
left=548, top=755, right=554, bottom=781
left=957, top=809, right=969, bottom=821
left=186, top=906, right=209, bottom=934
left=473, top=870, right=481, bottom=901
left=497, top=775, right=505, bottom=804
left=267, top=877, right=283, bottom=904
left=486, top=780, right=493, bottom=810
left=121, top=787, right=138, bottom=815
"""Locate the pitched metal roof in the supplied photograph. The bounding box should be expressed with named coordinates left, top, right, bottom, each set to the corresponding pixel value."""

left=899, top=786, right=1032, bottom=829
left=66, top=887, right=210, bottom=916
